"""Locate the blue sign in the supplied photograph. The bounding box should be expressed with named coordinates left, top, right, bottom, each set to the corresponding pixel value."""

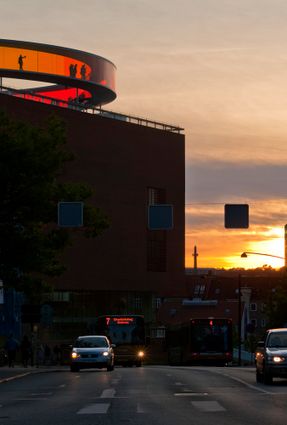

left=148, top=205, right=173, bottom=230
left=58, top=202, right=84, bottom=227
left=224, top=204, right=249, bottom=229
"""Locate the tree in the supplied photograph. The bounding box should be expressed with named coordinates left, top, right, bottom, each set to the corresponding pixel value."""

left=264, top=270, right=287, bottom=328
left=0, top=112, right=109, bottom=297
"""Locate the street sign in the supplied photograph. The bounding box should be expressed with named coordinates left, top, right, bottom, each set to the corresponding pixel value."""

left=224, top=204, right=249, bottom=229
left=58, top=202, right=84, bottom=227
left=148, top=204, right=173, bottom=230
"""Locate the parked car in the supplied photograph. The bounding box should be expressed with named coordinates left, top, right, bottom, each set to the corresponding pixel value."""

left=70, top=335, right=115, bottom=372
left=255, top=328, right=287, bottom=384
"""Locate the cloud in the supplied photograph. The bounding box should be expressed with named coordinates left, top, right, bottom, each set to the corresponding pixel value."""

left=186, top=161, right=287, bottom=203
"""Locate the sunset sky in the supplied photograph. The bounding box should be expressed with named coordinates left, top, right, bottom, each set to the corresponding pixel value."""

left=1, top=0, right=287, bottom=269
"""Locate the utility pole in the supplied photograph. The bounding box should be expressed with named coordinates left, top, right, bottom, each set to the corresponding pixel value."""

left=238, top=273, right=242, bottom=366
left=285, top=224, right=287, bottom=270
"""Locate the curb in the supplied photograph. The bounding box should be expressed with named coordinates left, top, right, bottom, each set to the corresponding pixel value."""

left=0, top=367, right=68, bottom=384
left=0, top=372, right=32, bottom=384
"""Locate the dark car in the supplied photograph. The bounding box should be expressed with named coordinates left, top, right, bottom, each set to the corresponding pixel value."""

left=255, top=328, right=287, bottom=384
left=70, top=335, right=115, bottom=372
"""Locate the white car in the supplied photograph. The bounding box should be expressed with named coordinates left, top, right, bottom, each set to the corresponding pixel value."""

left=70, top=335, right=115, bottom=372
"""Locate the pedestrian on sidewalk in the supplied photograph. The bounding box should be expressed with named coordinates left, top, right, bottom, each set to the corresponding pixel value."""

left=4, top=334, right=19, bottom=368
left=20, top=335, right=31, bottom=368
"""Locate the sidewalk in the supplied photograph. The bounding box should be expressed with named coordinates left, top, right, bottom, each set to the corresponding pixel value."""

left=0, top=364, right=69, bottom=383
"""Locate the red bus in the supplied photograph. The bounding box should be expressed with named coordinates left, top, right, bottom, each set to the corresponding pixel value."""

left=95, top=315, right=146, bottom=366
left=166, top=318, right=233, bottom=366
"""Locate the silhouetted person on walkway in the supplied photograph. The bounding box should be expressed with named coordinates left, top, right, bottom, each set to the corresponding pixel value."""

left=80, top=64, right=87, bottom=79
left=18, top=54, right=26, bottom=70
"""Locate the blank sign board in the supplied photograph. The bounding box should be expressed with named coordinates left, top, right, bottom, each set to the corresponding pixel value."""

left=224, top=204, right=249, bottom=229
left=148, top=205, right=173, bottom=230
left=58, top=202, right=84, bottom=227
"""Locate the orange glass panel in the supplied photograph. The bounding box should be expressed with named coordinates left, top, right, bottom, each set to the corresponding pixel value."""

left=0, top=46, right=91, bottom=80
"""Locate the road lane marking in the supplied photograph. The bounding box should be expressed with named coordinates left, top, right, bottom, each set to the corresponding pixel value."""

left=174, top=393, right=208, bottom=396
left=175, top=382, right=183, bottom=386
left=100, top=389, right=116, bottom=398
left=77, top=403, right=110, bottom=414
left=220, top=373, right=272, bottom=394
left=191, top=401, right=226, bottom=412
left=13, top=398, right=48, bottom=401
left=137, top=403, right=146, bottom=413
left=58, top=384, right=66, bottom=388
left=30, top=392, right=53, bottom=396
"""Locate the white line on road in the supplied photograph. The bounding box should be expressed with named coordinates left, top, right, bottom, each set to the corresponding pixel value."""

left=220, top=373, right=272, bottom=394
left=77, top=403, right=110, bottom=414
left=175, top=382, right=184, bottom=386
left=174, top=393, right=208, bottom=397
left=100, top=388, right=116, bottom=398
left=191, top=401, right=226, bottom=412
left=13, top=398, right=48, bottom=401
left=30, top=392, right=53, bottom=396
left=137, top=403, right=146, bottom=413
left=58, top=384, right=66, bottom=388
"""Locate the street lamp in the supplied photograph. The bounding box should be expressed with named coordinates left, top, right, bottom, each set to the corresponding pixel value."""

left=238, top=250, right=285, bottom=366
left=241, top=251, right=285, bottom=260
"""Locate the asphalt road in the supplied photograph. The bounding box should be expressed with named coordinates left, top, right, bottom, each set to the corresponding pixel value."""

left=0, top=365, right=287, bottom=425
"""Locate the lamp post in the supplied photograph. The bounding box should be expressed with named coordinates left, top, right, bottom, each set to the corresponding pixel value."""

left=238, top=273, right=242, bottom=366
left=239, top=250, right=285, bottom=366
left=241, top=251, right=285, bottom=260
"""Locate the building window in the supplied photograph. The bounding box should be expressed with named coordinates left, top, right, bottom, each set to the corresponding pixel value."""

left=260, top=303, right=266, bottom=313
left=261, top=318, right=266, bottom=328
left=147, top=187, right=166, bottom=205
left=147, top=232, right=167, bottom=272
left=251, top=319, right=257, bottom=328
left=169, top=308, right=177, bottom=317
left=147, top=187, right=167, bottom=272
left=250, top=303, right=257, bottom=311
left=193, top=284, right=206, bottom=298
left=151, top=327, right=166, bottom=338
left=50, top=292, right=70, bottom=302
left=153, top=297, right=162, bottom=310
left=134, top=297, right=142, bottom=310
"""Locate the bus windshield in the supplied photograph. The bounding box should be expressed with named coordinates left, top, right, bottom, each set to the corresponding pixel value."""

left=96, top=316, right=145, bottom=345
left=191, top=322, right=230, bottom=353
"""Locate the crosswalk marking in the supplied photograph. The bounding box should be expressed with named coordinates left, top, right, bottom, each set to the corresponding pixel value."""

left=100, top=388, right=116, bottom=398
left=77, top=403, right=110, bottom=414
left=137, top=403, right=146, bottom=413
left=191, top=401, right=226, bottom=412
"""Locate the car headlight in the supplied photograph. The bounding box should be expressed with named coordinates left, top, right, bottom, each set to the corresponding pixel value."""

left=267, top=355, right=285, bottom=363
left=102, top=351, right=109, bottom=357
left=71, top=352, right=80, bottom=359
left=273, top=356, right=285, bottom=363
left=137, top=351, right=144, bottom=358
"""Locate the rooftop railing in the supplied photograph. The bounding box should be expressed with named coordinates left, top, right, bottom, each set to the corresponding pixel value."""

left=0, top=85, right=184, bottom=134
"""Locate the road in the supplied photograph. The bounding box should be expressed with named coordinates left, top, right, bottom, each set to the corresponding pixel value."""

left=0, top=365, right=287, bottom=424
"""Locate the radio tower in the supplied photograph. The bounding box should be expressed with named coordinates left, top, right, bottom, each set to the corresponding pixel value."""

left=192, top=245, right=198, bottom=274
